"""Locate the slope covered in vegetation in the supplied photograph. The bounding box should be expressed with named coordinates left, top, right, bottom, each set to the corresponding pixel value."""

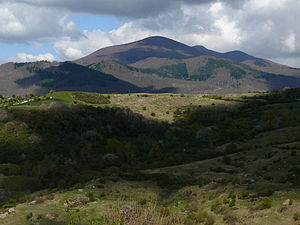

left=1, top=89, right=300, bottom=224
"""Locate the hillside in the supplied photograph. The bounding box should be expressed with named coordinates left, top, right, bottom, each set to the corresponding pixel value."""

left=193, top=45, right=260, bottom=62
left=75, top=36, right=204, bottom=65
left=75, top=36, right=300, bottom=94
left=0, top=61, right=146, bottom=97
left=1, top=36, right=300, bottom=97
left=88, top=57, right=300, bottom=94
left=1, top=89, right=300, bottom=224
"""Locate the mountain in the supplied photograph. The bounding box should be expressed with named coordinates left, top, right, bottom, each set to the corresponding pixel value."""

left=74, top=36, right=300, bottom=94
left=75, top=36, right=204, bottom=65
left=0, top=61, right=148, bottom=97
left=193, top=45, right=261, bottom=62
left=1, top=36, right=300, bottom=96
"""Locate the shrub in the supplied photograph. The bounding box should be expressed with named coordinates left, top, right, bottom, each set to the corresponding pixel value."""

left=255, top=189, right=274, bottom=197
left=159, top=207, right=170, bottom=217
left=223, top=209, right=238, bottom=224
left=151, top=112, right=156, bottom=117
left=99, top=192, right=105, bottom=198
left=211, top=199, right=223, bottom=213
left=293, top=212, right=300, bottom=221
left=26, top=212, right=33, bottom=220
left=139, top=199, right=147, bottom=206
left=72, top=92, right=110, bottom=104
left=229, top=199, right=236, bottom=207
left=239, top=190, right=250, bottom=199
left=185, top=211, right=215, bottom=225
left=142, top=107, right=147, bottom=111
left=187, top=199, right=199, bottom=212
left=173, top=109, right=181, bottom=116
left=74, top=183, right=83, bottom=189
left=224, top=143, right=239, bottom=154
left=86, top=192, right=96, bottom=202
left=228, top=191, right=236, bottom=200
left=258, top=198, right=271, bottom=210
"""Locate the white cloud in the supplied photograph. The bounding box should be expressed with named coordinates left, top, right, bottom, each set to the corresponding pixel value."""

left=54, top=30, right=114, bottom=60
left=283, top=33, right=297, bottom=53
left=209, top=2, right=223, bottom=15
left=0, top=0, right=300, bottom=67
left=0, top=2, right=83, bottom=43
left=3, top=53, right=55, bottom=62
left=0, top=6, right=24, bottom=37
left=252, top=0, right=288, bottom=9
left=53, top=2, right=244, bottom=60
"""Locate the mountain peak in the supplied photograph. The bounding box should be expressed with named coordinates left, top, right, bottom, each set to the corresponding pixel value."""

left=193, top=45, right=261, bottom=62
left=76, top=36, right=203, bottom=65
left=137, top=36, right=190, bottom=49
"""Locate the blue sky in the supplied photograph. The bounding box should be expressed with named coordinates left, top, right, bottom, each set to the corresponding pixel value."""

left=70, top=15, right=126, bottom=32
left=0, top=0, right=299, bottom=67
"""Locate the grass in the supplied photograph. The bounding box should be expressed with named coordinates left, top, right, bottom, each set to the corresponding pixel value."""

left=8, top=91, right=245, bottom=122
left=1, top=173, right=299, bottom=225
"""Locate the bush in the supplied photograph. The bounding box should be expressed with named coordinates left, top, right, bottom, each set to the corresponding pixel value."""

left=211, top=199, right=223, bottom=213
left=150, top=112, right=156, bottom=117
left=74, top=183, right=83, bottom=189
left=223, top=209, right=239, bottom=224
left=293, top=212, right=300, bottom=221
left=26, top=212, right=33, bottom=220
left=258, top=198, right=271, bottom=210
left=224, top=143, right=239, bottom=154
left=185, top=211, right=215, bottom=225
left=72, top=92, right=110, bottom=104
left=229, top=199, right=236, bottom=207
left=86, top=192, right=96, bottom=202
left=239, top=190, right=250, bottom=199
left=159, top=207, right=170, bottom=217
left=139, top=199, right=147, bottom=206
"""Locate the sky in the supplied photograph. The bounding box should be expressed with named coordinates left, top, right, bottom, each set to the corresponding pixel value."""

left=0, top=0, right=299, bottom=67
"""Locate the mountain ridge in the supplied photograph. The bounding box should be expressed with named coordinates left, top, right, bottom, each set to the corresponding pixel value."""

left=1, top=36, right=300, bottom=96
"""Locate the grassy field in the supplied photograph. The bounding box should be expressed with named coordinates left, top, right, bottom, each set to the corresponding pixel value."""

left=10, top=91, right=249, bottom=122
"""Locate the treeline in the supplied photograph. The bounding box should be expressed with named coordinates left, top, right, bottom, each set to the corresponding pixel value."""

left=0, top=93, right=48, bottom=106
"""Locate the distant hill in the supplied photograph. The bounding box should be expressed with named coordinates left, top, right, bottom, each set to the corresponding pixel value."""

left=0, top=61, right=147, bottom=97
left=1, top=36, right=300, bottom=96
left=75, top=36, right=204, bottom=65
left=74, top=36, right=300, bottom=94
left=193, top=45, right=261, bottom=62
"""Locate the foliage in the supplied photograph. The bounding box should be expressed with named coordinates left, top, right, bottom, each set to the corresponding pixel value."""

left=140, top=63, right=188, bottom=79
left=293, top=212, right=300, bottom=222
left=257, top=198, right=272, bottom=210
left=190, top=58, right=246, bottom=81
left=72, top=92, right=111, bottom=104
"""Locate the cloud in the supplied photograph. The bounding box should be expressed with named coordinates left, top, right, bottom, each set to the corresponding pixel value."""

left=283, top=33, right=297, bottom=53
left=1, top=0, right=300, bottom=67
left=2, top=53, right=55, bottom=63
left=0, top=2, right=83, bottom=43
left=53, top=2, right=243, bottom=60
left=0, top=0, right=245, bottom=18
left=1, top=0, right=179, bottom=18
